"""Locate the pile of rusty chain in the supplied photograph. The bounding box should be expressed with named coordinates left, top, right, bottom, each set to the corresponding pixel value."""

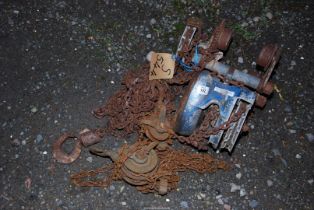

left=92, top=56, right=230, bottom=141
left=68, top=60, right=246, bottom=194
left=81, top=18, right=237, bottom=149
left=90, top=63, right=246, bottom=151
left=92, top=64, right=177, bottom=138
left=71, top=140, right=229, bottom=194
left=53, top=19, right=247, bottom=194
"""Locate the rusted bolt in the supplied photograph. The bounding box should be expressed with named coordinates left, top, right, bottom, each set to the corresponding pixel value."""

left=255, top=94, right=267, bottom=108
left=124, top=150, right=158, bottom=174
left=133, top=152, right=148, bottom=163
left=263, top=82, right=274, bottom=95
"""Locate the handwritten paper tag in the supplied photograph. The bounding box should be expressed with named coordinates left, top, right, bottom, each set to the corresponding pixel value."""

left=149, top=52, right=175, bottom=80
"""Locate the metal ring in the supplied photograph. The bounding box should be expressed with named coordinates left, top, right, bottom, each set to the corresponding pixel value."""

left=52, top=133, right=82, bottom=164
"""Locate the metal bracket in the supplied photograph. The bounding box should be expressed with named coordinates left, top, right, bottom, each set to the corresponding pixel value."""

left=175, top=71, right=256, bottom=152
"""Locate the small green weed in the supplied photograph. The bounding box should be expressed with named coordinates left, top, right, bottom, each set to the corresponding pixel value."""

left=230, top=23, right=256, bottom=41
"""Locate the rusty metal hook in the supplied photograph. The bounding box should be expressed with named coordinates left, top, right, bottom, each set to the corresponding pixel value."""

left=89, top=147, right=119, bottom=161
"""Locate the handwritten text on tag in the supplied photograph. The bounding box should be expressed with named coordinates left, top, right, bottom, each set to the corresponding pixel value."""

left=149, top=52, right=175, bottom=80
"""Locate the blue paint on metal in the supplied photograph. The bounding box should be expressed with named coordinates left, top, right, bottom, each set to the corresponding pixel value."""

left=174, top=55, right=193, bottom=72
left=174, top=46, right=201, bottom=72
left=175, top=70, right=256, bottom=148
left=192, top=45, right=200, bottom=65
left=205, top=62, right=261, bottom=89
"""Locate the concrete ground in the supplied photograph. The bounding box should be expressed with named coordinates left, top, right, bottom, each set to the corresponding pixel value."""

left=0, top=0, right=313, bottom=209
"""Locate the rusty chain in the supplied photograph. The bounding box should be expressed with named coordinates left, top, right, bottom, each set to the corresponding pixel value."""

left=68, top=19, right=246, bottom=154
left=174, top=103, right=247, bottom=150
left=70, top=140, right=229, bottom=194
left=53, top=20, right=249, bottom=194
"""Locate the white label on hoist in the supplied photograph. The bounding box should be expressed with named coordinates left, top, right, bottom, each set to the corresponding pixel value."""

left=214, top=87, right=235, bottom=97
left=196, top=85, right=209, bottom=95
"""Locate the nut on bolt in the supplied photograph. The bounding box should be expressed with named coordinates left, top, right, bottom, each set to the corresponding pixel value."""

left=255, top=94, right=267, bottom=108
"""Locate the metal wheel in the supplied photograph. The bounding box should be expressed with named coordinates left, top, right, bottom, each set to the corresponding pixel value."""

left=217, top=28, right=233, bottom=50
left=256, top=44, right=279, bottom=68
